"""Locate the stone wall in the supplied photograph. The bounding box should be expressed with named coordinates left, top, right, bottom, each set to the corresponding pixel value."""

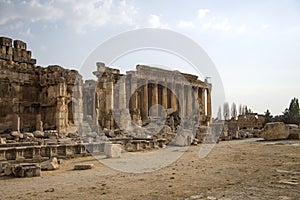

left=237, top=113, right=265, bottom=129
left=0, top=37, right=83, bottom=134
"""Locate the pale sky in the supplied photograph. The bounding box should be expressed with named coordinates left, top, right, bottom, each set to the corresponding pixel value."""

left=1, top=0, right=300, bottom=116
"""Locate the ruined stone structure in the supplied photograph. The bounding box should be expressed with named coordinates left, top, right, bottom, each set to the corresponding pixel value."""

left=237, top=113, right=265, bottom=129
left=0, top=36, right=214, bottom=162
left=0, top=37, right=83, bottom=134
left=91, top=62, right=212, bottom=132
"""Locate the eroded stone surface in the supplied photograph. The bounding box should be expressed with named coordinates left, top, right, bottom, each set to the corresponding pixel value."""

left=260, top=122, right=290, bottom=140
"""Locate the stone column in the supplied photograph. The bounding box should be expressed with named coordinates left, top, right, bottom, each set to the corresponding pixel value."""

left=151, top=82, right=158, bottom=117
left=12, top=114, right=20, bottom=132
left=194, top=87, right=199, bottom=110
left=187, top=85, right=193, bottom=115
left=106, top=81, right=114, bottom=112
left=171, top=83, right=177, bottom=111
left=207, top=89, right=212, bottom=120
left=105, top=81, right=114, bottom=129
left=141, top=80, right=148, bottom=120
left=36, top=114, right=43, bottom=131
left=130, top=78, right=138, bottom=110
left=201, top=88, right=206, bottom=116
left=162, top=85, right=168, bottom=109
left=179, top=84, right=185, bottom=117
left=118, top=78, right=126, bottom=110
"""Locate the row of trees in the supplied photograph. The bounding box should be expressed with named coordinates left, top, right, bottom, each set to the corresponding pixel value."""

left=217, top=102, right=252, bottom=120
left=265, top=97, right=300, bottom=125
left=216, top=98, right=300, bottom=125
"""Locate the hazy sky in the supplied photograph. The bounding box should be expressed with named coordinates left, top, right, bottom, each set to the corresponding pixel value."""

left=1, top=0, right=299, bottom=116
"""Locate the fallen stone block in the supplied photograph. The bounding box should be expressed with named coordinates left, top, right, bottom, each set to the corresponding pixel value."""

left=0, top=137, right=6, bottom=144
left=12, top=163, right=41, bottom=177
left=104, top=143, right=121, bottom=158
left=74, top=164, right=94, bottom=170
left=260, top=122, right=290, bottom=140
left=33, top=131, right=44, bottom=138
left=41, top=157, right=59, bottom=170
left=4, top=164, right=12, bottom=176
left=289, top=129, right=300, bottom=140
left=23, top=132, right=34, bottom=138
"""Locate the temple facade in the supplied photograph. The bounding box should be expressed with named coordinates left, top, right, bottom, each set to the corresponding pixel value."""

left=92, top=62, right=212, bottom=131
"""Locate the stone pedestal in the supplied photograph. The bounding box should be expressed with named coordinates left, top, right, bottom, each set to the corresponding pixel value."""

left=104, top=143, right=121, bottom=158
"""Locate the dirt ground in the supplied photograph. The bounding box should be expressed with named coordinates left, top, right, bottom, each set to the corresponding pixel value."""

left=0, top=138, right=299, bottom=200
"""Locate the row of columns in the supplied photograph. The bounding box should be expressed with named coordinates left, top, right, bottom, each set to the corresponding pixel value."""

left=97, top=78, right=212, bottom=129
left=126, top=79, right=212, bottom=121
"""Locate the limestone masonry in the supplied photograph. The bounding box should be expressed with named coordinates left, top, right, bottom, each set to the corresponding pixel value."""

left=0, top=37, right=82, bottom=134
left=0, top=36, right=214, bottom=165
left=0, top=36, right=212, bottom=139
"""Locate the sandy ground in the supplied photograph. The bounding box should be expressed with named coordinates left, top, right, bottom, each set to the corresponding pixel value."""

left=0, top=138, right=299, bottom=200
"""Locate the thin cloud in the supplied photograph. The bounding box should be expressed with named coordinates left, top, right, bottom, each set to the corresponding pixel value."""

left=198, top=9, right=210, bottom=19
left=148, top=14, right=168, bottom=28
left=0, top=0, right=138, bottom=34
left=0, top=0, right=64, bottom=25
left=177, top=20, right=195, bottom=29
left=202, top=20, right=232, bottom=32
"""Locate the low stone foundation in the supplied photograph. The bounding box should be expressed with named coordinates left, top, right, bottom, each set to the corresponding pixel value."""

left=0, top=143, right=106, bottom=162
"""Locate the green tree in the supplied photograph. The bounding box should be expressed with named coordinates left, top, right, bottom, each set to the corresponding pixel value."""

left=284, top=97, right=300, bottom=124
left=264, top=109, right=273, bottom=125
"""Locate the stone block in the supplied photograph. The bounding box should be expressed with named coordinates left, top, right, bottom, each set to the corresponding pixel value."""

left=12, top=163, right=41, bottom=177
left=1, top=46, right=6, bottom=54
left=13, top=40, right=27, bottom=50
left=0, top=137, right=6, bottom=144
left=104, top=143, right=121, bottom=158
left=26, top=50, right=31, bottom=58
left=289, top=129, right=300, bottom=140
left=6, top=46, right=12, bottom=55
left=0, top=37, right=12, bottom=46
left=4, top=163, right=12, bottom=176
left=41, top=157, right=59, bottom=170
left=29, top=58, right=36, bottom=64
left=33, top=131, right=44, bottom=138
left=260, top=122, right=290, bottom=140
left=74, top=164, right=94, bottom=170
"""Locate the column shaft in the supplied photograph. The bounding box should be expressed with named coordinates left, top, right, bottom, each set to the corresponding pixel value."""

left=171, top=83, right=177, bottom=111
left=141, top=80, right=148, bottom=120
left=151, top=82, right=158, bottom=116
left=207, top=89, right=212, bottom=120
left=187, top=85, right=193, bottom=115
left=162, top=85, right=168, bottom=109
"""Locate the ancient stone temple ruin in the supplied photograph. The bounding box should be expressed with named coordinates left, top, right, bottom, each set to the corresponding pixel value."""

left=0, top=37, right=82, bottom=134
left=90, top=62, right=212, bottom=132
left=0, top=36, right=213, bottom=166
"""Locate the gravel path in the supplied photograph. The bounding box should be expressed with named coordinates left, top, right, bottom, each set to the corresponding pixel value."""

left=0, top=138, right=299, bottom=200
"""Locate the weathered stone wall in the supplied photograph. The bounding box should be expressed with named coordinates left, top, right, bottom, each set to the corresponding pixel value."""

left=237, top=113, right=265, bottom=129
left=0, top=37, right=83, bottom=134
